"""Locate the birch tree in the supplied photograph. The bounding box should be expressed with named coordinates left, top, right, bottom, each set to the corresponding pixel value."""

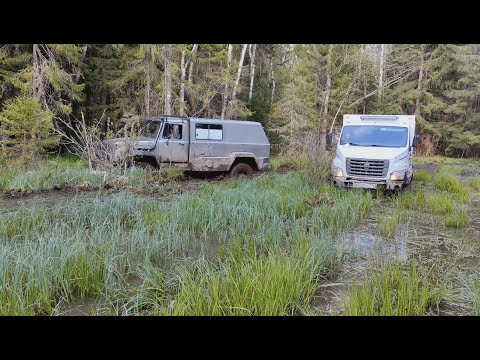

left=378, top=44, right=385, bottom=102
left=221, top=44, right=233, bottom=119
left=248, top=44, right=257, bottom=101
left=319, top=44, right=334, bottom=151
left=179, top=44, right=198, bottom=116
left=226, top=44, right=248, bottom=118
left=163, top=44, right=172, bottom=115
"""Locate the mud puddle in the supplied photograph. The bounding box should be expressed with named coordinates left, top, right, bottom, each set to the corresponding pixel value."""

left=313, top=189, right=480, bottom=315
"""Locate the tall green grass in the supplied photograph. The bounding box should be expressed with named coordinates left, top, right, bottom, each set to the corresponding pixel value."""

left=413, top=170, right=432, bottom=182
left=270, top=156, right=310, bottom=171
left=473, top=279, right=480, bottom=316
left=444, top=206, right=469, bottom=228
left=469, top=179, right=480, bottom=192
left=397, top=187, right=471, bottom=215
left=0, top=156, right=185, bottom=194
left=154, top=238, right=335, bottom=316
left=398, top=189, right=454, bottom=214
left=433, top=173, right=471, bottom=203
left=344, top=262, right=446, bottom=316
left=377, top=209, right=407, bottom=239
left=434, top=173, right=463, bottom=193
left=0, top=171, right=374, bottom=315
left=414, top=156, right=475, bottom=165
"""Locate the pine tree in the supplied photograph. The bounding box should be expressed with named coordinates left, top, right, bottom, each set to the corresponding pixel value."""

left=0, top=96, right=57, bottom=161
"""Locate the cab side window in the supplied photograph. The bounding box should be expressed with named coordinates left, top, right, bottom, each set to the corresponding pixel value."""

left=162, top=123, right=182, bottom=140
left=195, top=124, right=223, bottom=140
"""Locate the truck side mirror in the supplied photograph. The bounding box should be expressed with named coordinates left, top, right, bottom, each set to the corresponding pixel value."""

left=326, top=132, right=333, bottom=151
left=413, top=134, right=420, bottom=147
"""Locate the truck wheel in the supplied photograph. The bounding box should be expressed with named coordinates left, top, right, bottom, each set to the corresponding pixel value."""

left=403, top=177, right=414, bottom=192
left=229, top=163, right=254, bottom=177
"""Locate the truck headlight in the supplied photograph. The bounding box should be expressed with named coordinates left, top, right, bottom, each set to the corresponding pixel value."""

left=333, top=167, right=343, bottom=177
left=390, top=171, right=406, bottom=181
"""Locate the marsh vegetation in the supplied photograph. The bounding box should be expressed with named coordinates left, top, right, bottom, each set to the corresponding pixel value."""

left=0, top=155, right=479, bottom=316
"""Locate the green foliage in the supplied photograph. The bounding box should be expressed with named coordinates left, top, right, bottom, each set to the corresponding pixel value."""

left=269, top=155, right=310, bottom=171
left=433, top=173, right=463, bottom=193
left=377, top=209, right=406, bottom=239
left=413, top=169, right=432, bottom=182
left=157, top=238, right=335, bottom=316
left=161, top=167, right=185, bottom=181
left=0, top=96, right=58, bottom=161
left=2, top=44, right=479, bottom=158
left=473, top=278, right=480, bottom=316
left=0, top=170, right=377, bottom=315
left=344, top=262, right=446, bottom=316
left=469, top=178, right=480, bottom=191
left=445, top=206, right=469, bottom=228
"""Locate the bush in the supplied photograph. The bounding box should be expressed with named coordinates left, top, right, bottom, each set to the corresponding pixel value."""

left=0, top=97, right=58, bottom=162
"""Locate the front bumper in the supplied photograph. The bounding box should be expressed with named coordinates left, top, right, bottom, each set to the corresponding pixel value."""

left=332, top=176, right=406, bottom=190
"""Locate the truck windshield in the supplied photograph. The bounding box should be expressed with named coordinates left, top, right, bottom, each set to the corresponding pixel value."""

left=339, top=125, right=408, bottom=148
left=141, top=121, right=162, bottom=139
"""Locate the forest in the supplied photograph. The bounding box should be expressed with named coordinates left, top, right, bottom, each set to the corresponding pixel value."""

left=1, top=44, right=480, bottom=160
left=1, top=44, right=480, bottom=316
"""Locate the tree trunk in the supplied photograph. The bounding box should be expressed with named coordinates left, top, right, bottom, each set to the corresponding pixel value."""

left=180, top=44, right=199, bottom=116
left=164, top=44, right=172, bottom=115
left=100, top=91, right=107, bottom=140
left=270, top=57, right=276, bottom=104
left=231, top=44, right=248, bottom=103
left=359, top=44, right=367, bottom=114
left=415, top=45, right=426, bottom=117
left=378, top=44, right=385, bottom=102
left=187, top=44, right=198, bottom=85
left=179, top=46, right=186, bottom=116
left=320, top=44, right=333, bottom=152
left=248, top=44, right=257, bottom=101
left=221, top=44, right=233, bottom=119
left=32, top=44, right=40, bottom=100
left=145, top=45, right=152, bottom=117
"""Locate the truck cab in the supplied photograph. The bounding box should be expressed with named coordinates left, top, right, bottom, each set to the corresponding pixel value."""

left=331, top=114, right=418, bottom=191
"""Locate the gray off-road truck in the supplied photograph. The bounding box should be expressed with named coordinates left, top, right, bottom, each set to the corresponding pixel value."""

left=107, top=115, right=270, bottom=176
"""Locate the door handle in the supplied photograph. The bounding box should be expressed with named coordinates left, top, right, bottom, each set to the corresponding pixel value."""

left=179, top=143, right=185, bottom=146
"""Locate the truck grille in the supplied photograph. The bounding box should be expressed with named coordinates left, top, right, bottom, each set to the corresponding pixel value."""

left=346, top=158, right=389, bottom=178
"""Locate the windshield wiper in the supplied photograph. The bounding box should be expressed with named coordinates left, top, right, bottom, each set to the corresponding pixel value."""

left=345, top=142, right=362, bottom=146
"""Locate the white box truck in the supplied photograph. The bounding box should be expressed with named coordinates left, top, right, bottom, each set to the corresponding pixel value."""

left=330, top=114, right=418, bottom=191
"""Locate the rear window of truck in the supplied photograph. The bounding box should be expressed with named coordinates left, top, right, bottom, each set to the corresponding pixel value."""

left=195, top=124, right=223, bottom=140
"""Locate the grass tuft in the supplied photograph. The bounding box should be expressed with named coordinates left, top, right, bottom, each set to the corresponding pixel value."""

left=433, top=173, right=463, bottom=193
left=344, top=262, right=446, bottom=316
left=469, top=179, right=480, bottom=192
left=156, top=238, right=336, bottom=316
left=377, top=209, right=407, bottom=239
left=445, top=206, right=469, bottom=228
left=413, top=170, right=432, bottom=182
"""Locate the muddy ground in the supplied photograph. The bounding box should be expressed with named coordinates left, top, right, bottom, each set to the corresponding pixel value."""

left=313, top=163, right=480, bottom=316
left=1, top=162, right=479, bottom=315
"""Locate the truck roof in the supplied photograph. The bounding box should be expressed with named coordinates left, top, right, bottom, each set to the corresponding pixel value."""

left=343, top=114, right=415, bottom=125
left=190, top=118, right=261, bottom=126
left=144, top=115, right=262, bottom=127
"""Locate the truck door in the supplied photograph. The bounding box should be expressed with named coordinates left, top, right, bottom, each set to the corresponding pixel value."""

left=156, top=119, right=189, bottom=163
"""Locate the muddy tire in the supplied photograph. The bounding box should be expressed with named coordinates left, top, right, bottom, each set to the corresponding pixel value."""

left=402, top=178, right=413, bottom=192
left=229, top=163, right=254, bottom=177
